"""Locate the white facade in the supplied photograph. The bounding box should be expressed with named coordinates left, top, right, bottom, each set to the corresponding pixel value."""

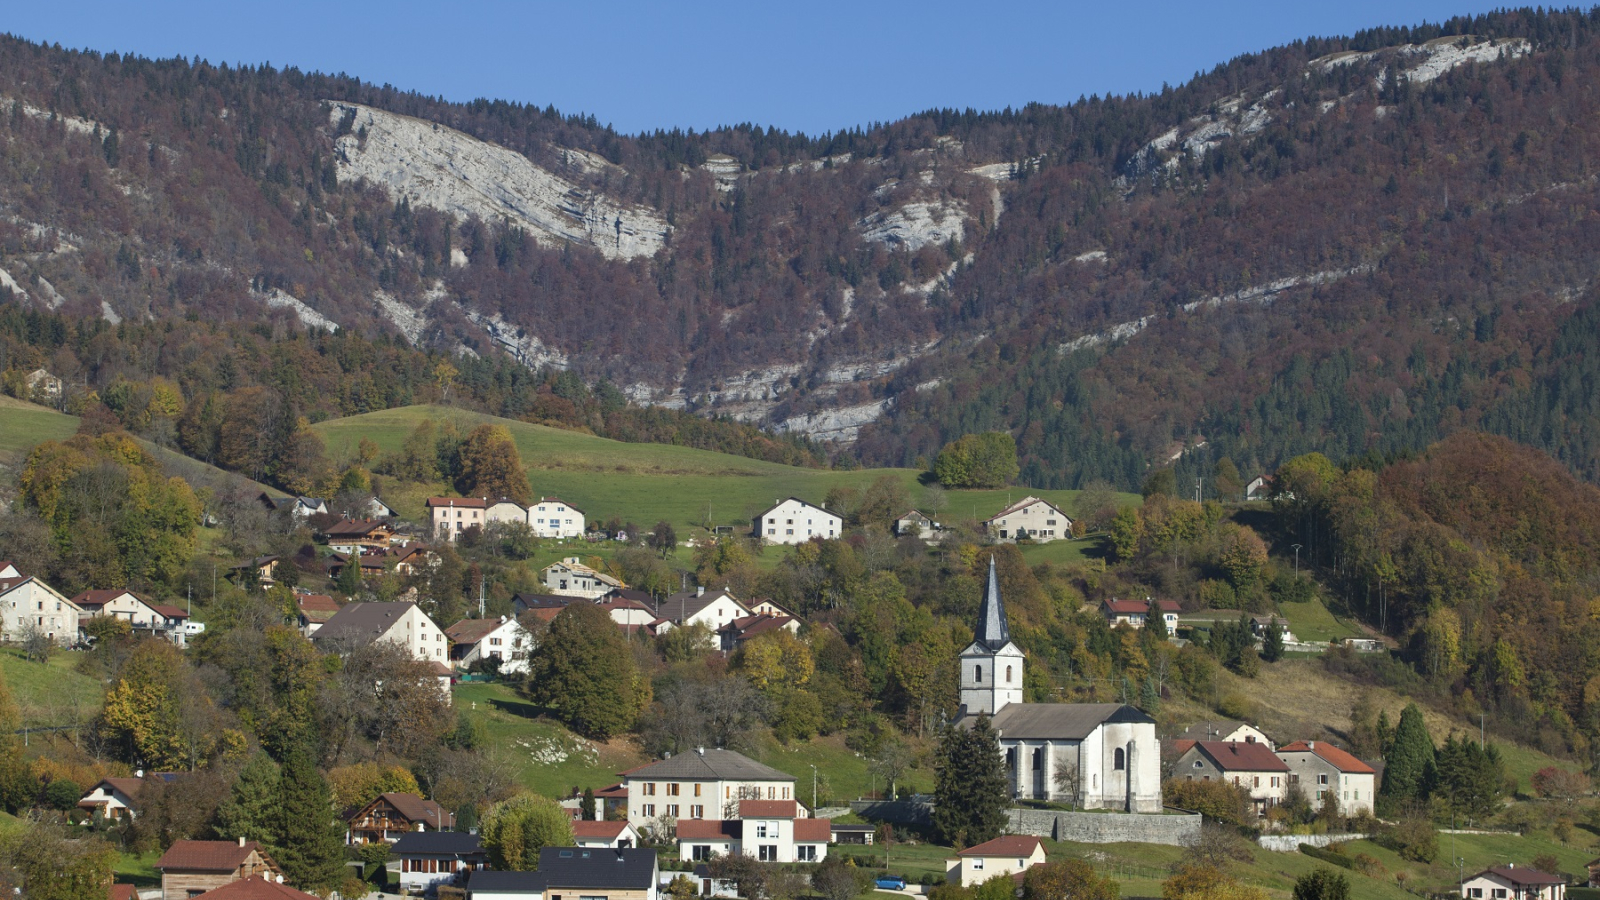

left=428, top=498, right=487, bottom=541
left=946, top=838, right=1048, bottom=888
left=622, top=751, right=797, bottom=835
left=754, top=499, right=840, bottom=545
left=530, top=498, right=585, bottom=539
left=484, top=500, right=528, bottom=527
left=450, top=617, right=534, bottom=675
left=676, top=813, right=830, bottom=864
left=542, top=558, right=623, bottom=599
left=1000, top=715, right=1163, bottom=811
left=984, top=496, right=1072, bottom=543
left=1275, top=741, right=1376, bottom=816
left=1460, top=868, right=1565, bottom=900
left=959, top=639, right=1026, bottom=717
left=0, top=578, right=82, bottom=646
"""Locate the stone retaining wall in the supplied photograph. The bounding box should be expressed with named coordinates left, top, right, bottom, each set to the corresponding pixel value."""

left=1257, top=833, right=1369, bottom=852
left=847, top=802, right=1200, bottom=847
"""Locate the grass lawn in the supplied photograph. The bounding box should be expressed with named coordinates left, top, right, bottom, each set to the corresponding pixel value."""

left=0, top=395, right=77, bottom=457
left=754, top=732, right=935, bottom=806
left=114, top=850, right=162, bottom=888
left=313, top=405, right=1133, bottom=533
left=453, top=681, right=644, bottom=797
left=1017, top=535, right=1110, bottom=568
left=0, top=647, right=104, bottom=731
left=1275, top=597, right=1363, bottom=643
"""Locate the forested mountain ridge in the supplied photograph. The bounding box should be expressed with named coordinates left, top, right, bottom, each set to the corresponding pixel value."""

left=1, top=9, right=1599, bottom=486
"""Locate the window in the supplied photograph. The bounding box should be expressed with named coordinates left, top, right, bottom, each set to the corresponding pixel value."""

left=755, top=822, right=771, bottom=838
left=782, top=787, right=789, bottom=800
left=972, top=859, right=984, bottom=870
left=693, top=845, right=712, bottom=862
left=1005, top=666, right=1012, bottom=682
left=759, top=845, right=778, bottom=862
left=1492, top=891, right=1507, bottom=900
left=643, top=783, right=656, bottom=796
left=667, top=804, right=679, bottom=817
left=691, top=805, right=704, bottom=819
left=1193, top=760, right=1203, bottom=768
left=767, top=786, right=776, bottom=799
left=694, top=784, right=702, bottom=797
left=797, top=845, right=817, bottom=862
left=1317, top=774, right=1329, bottom=785
left=642, top=804, right=655, bottom=817
left=1467, top=890, right=1482, bottom=899
left=1252, top=776, right=1260, bottom=788
left=975, top=666, right=982, bottom=683
left=768, top=518, right=776, bottom=524
left=1114, top=748, right=1125, bottom=771
left=668, top=783, right=681, bottom=796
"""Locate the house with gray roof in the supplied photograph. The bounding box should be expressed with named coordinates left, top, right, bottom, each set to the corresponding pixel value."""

left=959, top=558, right=1161, bottom=812
left=621, top=748, right=797, bottom=836
left=467, top=848, right=658, bottom=900
left=311, top=601, right=453, bottom=699
left=653, top=587, right=751, bottom=648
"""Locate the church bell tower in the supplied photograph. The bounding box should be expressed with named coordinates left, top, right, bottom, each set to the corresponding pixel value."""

left=959, top=557, right=1026, bottom=716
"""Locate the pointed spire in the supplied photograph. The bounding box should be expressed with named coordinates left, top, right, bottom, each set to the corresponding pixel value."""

left=976, top=555, right=1010, bottom=649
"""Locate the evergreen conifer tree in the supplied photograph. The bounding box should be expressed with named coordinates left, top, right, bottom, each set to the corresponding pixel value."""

left=272, top=746, right=345, bottom=892
left=1144, top=600, right=1168, bottom=641
left=1379, top=703, right=1436, bottom=810
left=931, top=715, right=1009, bottom=847
left=216, top=752, right=281, bottom=845
left=1261, top=620, right=1285, bottom=662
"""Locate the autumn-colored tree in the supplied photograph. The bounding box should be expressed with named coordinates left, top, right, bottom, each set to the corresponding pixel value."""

left=1022, top=860, right=1120, bottom=900
left=0, top=669, right=31, bottom=813
left=327, top=761, right=423, bottom=811
left=0, top=821, right=118, bottom=900
left=735, top=629, right=814, bottom=693
left=934, top=432, right=1019, bottom=489
left=479, top=793, right=574, bottom=870
left=101, top=640, right=219, bottom=770
left=1162, top=864, right=1266, bottom=900
left=456, top=424, right=531, bottom=503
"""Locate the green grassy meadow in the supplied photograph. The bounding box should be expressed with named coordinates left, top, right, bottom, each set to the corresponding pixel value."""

left=0, top=395, right=77, bottom=456
left=0, top=648, right=104, bottom=731
left=314, top=405, right=1126, bottom=533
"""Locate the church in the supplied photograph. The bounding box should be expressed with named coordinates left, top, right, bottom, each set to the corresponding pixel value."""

left=959, top=558, right=1163, bottom=813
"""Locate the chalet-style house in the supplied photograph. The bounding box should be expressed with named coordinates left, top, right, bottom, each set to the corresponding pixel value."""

left=676, top=799, right=830, bottom=863
left=228, top=555, right=281, bottom=587
left=1101, top=598, right=1181, bottom=633
left=529, top=497, right=586, bottom=538
left=894, top=510, right=935, bottom=538
left=960, top=559, right=1162, bottom=812
left=446, top=616, right=533, bottom=674
left=753, top=498, right=840, bottom=545
left=542, top=558, right=624, bottom=599
left=1175, top=720, right=1274, bottom=748
left=393, top=832, right=488, bottom=895
left=77, top=776, right=151, bottom=820
left=1172, top=740, right=1290, bottom=815
left=655, top=588, right=752, bottom=646
left=1276, top=741, right=1377, bottom=816
left=946, top=836, right=1048, bottom=887
left=427, top=497, right=488, bottom=541
left=1460, top=865, right=1565, bottom=900
left=0, top=574, right=82, bottom=647
left=294, top=592, right=340, bottom=636
left=572, top=820, right=642, bottom=849
left=622, top=748, right=797, bottom=834
left=983, top=496, right=1072, bottom=543
left=322, top=518, right=396, bottom=554
left=345, top=792, right=456, bottom=844
left=155, top=839, right=280, bottom=900
left=1244, top=475, right=1274, bottom=502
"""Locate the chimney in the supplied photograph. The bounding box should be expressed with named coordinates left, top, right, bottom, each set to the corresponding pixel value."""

left=1307, top=741, right=1315, bottom=749
left=697, top=747, right=705, bottom=755
left=135, top=769, right=144, bottom=778
left=239, top=836, right=246, bottom=847
left=697, top=586, right=705, bottom=597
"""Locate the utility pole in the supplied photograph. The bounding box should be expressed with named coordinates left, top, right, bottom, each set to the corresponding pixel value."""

left=809, top=764, right=818, bottom=813
left=1292, top=544, right=1302, bottom=576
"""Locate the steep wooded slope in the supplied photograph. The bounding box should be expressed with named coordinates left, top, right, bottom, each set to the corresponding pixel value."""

left=1, top=10, right=1599, bottom=486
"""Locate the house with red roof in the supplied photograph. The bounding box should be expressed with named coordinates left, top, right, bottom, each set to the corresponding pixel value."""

left=0, top=562, right=19, bottom=579
left=1172, top=740, right=1291, bottom=815
left=982, top=496, right=1072, bottom=543
left=945, top=836, right=1048, bottom=887
left=572, top=819, right=642, bottom=849
left=72, top=589, right=192, bottom=644
left=675, top=800, right=830, bottom=864
left=1276, top=740, right=1377, bottom=816
left=155, top=839, right=279, bottom=900
left=344, top=791, right=456, bottom=844
left=426, top=496, right=488, bottom=542
left=186, top=876, right=318, bottom=900
left=78, top=776, right=148, bottom=821
left=1101, top=598, right=1181, bottom=633
left=1460, top=864, right=1565, bottom=899
left=717, top=614, right=799, bottom=652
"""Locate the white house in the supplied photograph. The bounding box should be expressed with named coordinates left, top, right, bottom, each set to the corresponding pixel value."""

left=426, top=497, right=488, bottom=541
left=1275, top=741, right=1377, bottom=816
left=962, top=558, right=1162, bottom=812
left=1102, top=598, right=1181, bottom=633
left=621, top=748, right=797, bottom=835
left=542, top=558, right=624, bottom=599
left=0, top=575, right=82, bottom=647
left=530, top=497, right=586, bottom=539
left=76, top=776, right=148, bottom=821
left=1175, top=720, right=1274, bottom=749
left=484, top=499, right=529, bottom=528
left=945, top=836, right=1048, bottom=888
left=0, top=562, right=18, bottom=579
left=311, top=601, right=451, bottom=663
left=72, top=589, right=163, bottom=629
left=655, top=588, right=753, bottom=647
left=983, top=496, right=1072, bottom=543
left=895, top=510, right=935, bottom=539
left=445, top=616, right=533, bottom=674
left=1245, top=475, right=1273, bottom=501
left=572, top=820, right=643, bottom=849
left=753, top=498, right=840, bottom=545
left=1171, top=741, right=1290, bottom=815
left=1460, top=865, right=1565, bottom=900
left=676, top=800, right=830, bottom=863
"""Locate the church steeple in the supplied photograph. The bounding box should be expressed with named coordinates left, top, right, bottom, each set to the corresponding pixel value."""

left=975, top=556, right=1010, bottom=650
left=960, top=556, right=1025, bottom=717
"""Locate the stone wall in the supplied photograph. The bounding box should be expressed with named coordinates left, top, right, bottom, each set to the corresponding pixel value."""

left=847, top=802, right=1200, bottom=847
left=1257, top=833, right=1369, bottom=852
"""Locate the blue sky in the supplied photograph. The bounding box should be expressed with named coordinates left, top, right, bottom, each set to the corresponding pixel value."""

left=8, top=1, right=1512, bottom=136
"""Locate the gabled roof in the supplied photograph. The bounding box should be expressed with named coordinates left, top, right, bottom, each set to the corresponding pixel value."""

left=391, top=831, right=485, bottom=856
left=572, top=820, right=632, bottom=840
left=897, top=509, right=931, bottom=521
left=361, top=792, right=455, bottom=829
left=658, top=588, right=746, bottom=624
left=622, top=749, right=793, bottom=782
left=721, top=614, right=794, bottom=642
left=183, top=876, right=318, bottom=900
left=1103, top=598, right=1181, bottom=615
left=959, top=835, right=1043, bottom=858
left=109, top=885, right=138, bottom=900
left=674, top=819, right=742, bottom=840
left=155, top=840, right=271, bottom=873
left=756, top=496, right=835, bottom=518
left=973, top=557, right=1011, bottom=651
left=323, top=518, right=392, bottom=538
left=539, top=847, right=656, bottom=890
left=426, top=496, right=488, bottom=509
left=0, top=576, right=80, bottom=608
left=150, top=605, right=189, bottom=620
left=1188, top=740, right=1289, bottom=772
left=1469, top=865, right=1564, bottom=886
left=594, top=782, right=628, bottom=799
left=1175, top=720, right=1256, bottom=742
left=987, top=703, right=1152, bottom=739
left=794, top=818, right=832, bottom=842
left=70, top=589, right=149, bottom=610
left=533, top=496, right=585, bottom=514
left=80, top=777, right=145, bottom=806
left=514, top=593, right=573, bottom=611
left=738, top=799, right=799, bottom=818
left=1277, top=741, right=1376, bottom=774
left=445, top=618, right=509, bottom=645
left=295, top=592, right=341, bottom=620
left=311, top=601, right=424, bottom=647
left=984, top=495, right=1065, bottom=522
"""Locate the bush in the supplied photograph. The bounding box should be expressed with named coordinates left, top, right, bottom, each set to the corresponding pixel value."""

left=43, top=778, right=82, bottom=811
left=1298, top=845, right=1356, bottom=870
